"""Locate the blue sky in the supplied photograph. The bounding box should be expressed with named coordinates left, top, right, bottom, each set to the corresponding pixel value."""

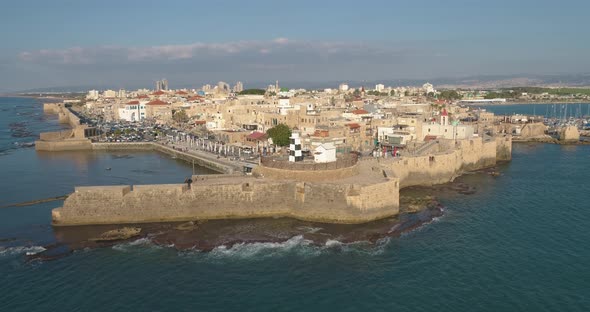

left=1, top=0, right=589, bottom=91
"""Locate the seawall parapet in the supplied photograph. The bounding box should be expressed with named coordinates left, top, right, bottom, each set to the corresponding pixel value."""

left=51, top=135, right=512, bottom=226
left=52, top=176, right=400, bottom=226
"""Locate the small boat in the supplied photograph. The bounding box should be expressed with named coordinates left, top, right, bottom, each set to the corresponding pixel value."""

left=105, top=167, right=111, bottom=171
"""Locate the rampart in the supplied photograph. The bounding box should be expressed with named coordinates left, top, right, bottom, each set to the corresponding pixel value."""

left=52, top=177, right=400, bottom=226
left=51, top=135, right=512, bottom=226
left=254, top=155, right=359, bottom=182
left=36, top=103, right=91, bottom=151
left=389, top=136, right=507, bottom=188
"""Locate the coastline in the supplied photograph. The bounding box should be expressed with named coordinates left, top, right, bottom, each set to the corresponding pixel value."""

left=471, top=100, right=590, bottom=106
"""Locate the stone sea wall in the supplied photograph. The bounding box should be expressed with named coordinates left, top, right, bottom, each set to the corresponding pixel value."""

left=52, top=177, right=400, bottom=225
left=51, top=135, right=511, bottom=226
left=389, top=136, right=509, bottom=188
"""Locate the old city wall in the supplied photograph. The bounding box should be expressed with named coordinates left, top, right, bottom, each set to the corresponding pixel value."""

left=37, top=104, right=89, bottom=151
left=35, top=139, right=92, bottom=151
left=50, top=135, right=510, bottom=226
left=496, top=135, right=512, bottom=161
left=389, top=137, right=502, bottom=188
left=52, top=177, right=399, bottom=226
left=252, top=162, right=360, bottom=182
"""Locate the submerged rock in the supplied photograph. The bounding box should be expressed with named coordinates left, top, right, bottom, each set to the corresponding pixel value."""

left=89, top=227, right=142, bottom=242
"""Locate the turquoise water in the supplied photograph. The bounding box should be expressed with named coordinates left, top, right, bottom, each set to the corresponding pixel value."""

left=478, top=103, right=590, bottom=118
left=1, top=97, right=590, bottom=311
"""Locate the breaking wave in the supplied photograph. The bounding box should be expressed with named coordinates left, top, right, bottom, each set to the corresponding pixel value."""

left=112, top=238, right=162, bottom=252
left=0, top=246, right=46, bottom=257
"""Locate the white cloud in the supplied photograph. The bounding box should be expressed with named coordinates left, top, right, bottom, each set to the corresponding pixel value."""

left=18, top=38, right=407, bottom=65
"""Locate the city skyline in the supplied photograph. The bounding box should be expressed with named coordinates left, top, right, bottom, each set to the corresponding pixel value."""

left=2, top=0, right=590, bottom=92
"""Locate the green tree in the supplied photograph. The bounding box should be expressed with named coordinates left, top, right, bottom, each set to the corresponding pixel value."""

left=239, top=89, right=266, bottom=95
left=438, top=90, right=462, bottom=100
left=173, top=110, right=189, bottom=123
left=266, top=124, right=291, bottom=147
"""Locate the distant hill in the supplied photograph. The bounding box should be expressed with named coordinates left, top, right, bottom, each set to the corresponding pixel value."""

left=6, top=73, right=590, bottom=94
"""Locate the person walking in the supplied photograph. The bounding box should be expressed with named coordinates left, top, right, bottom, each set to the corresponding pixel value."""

left=184, top=177, right=193, bottom=189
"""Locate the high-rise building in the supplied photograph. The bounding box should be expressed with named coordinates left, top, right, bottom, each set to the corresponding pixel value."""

left=217, top=81, right=230, bottom=93
left=155, top=79, right=169, bottom=91
left=103, top=89, right=117, bottom=98
left=86, top=90, right=99, bottom=100
left=339, top=83, right=349, bottom=92
left=375, top=84, right=385, bottom=92
left=233, top=81, right=244, bottom=93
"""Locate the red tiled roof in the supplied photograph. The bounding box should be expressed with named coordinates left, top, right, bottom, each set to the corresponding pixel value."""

left=352, top=109, right=369, bottom=115
left=137, top=94, right=149, bottom=99
left=247, top=132, right=267, bottom=140
left=313, top=130, right=329, bottom=137
left=146, top=99, right=169, bottom=106
left=188, top=96, right=203, bottom=101
left=346, top=123, right=361, bottom=129
left=152, top=90, right=166, bottom=95
left=127, top=100, right=140, bottom=104
left=193, top=120, right=206, bottom=125
left=176, top=90, right=188, bottom=95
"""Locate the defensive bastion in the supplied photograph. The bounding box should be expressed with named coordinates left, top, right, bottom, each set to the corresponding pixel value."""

left=52, top=135, right=512, bottom=226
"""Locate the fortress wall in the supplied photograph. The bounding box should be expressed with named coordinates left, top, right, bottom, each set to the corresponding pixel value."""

left=39, top=130, right=73, bottom=141
left=495, top=135, right=512, bottom=161
left=35, top=139, right=92, bottom=151
left=52, top=178, right=399, bottom=226
left=43, top=103, right=61, bottom=114
left=51, top=136, right=511, bottom=226
left=358, top=179, right=399, bottom=212
left=390, top=137, right=499, bottom=188
left=253, top=162, right=360, bottom=182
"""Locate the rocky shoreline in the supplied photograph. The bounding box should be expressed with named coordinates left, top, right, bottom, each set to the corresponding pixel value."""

left=17, top=174, right=501, bottom=262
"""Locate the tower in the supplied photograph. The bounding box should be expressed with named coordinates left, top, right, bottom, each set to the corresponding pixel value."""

left=440, top=108, right=449, bottom=126
left=289, top=132, right=303, bottom=162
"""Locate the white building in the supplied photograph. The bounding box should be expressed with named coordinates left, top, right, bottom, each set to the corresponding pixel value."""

left=103, top=89, right=117, bottom=98
left=233, top=81, right=244, bottom=93
left=339, top=83, right=349, bottom=92
left=86, top=90, right=99, bottom=100
left=422, top=82, right=435, bottom=94
left=422, top=109, right=474, bottom=140
left=117, top=89, right=126, bottom=98
left=314, top=143, right=336, bottom=163
left=375, top=84, right=385, bottom=92
left=117, top=100, right=146, bottom=122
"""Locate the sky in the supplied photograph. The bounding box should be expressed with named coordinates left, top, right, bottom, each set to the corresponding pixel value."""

left=1, top=0, right=589, bottom=92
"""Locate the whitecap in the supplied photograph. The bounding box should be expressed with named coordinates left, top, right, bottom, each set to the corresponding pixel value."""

left=112, top=237, right=161, bottom=252
left=0, top=246, right=46, bottom=257
left=207, top=235, right=317, bottom=259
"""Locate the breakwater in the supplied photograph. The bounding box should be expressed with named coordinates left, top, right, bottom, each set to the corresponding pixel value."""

left=51, top=135, right=512, bottom=226
left=35, top=103, right=93, bottom=151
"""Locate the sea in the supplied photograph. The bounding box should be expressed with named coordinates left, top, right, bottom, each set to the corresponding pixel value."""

left=1, top=97, right=589, bottom=311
